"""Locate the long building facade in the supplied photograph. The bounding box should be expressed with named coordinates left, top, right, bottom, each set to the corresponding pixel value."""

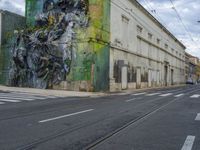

left=2, top=0, right=186, bottom=92
left=109, top=0, right=186, bottom=91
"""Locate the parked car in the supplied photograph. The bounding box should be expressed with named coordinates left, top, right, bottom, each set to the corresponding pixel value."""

left=186, top=79, right=194, bottom=85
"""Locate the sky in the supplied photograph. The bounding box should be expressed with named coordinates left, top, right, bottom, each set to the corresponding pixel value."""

left=0, top=0, right=200, bottom=58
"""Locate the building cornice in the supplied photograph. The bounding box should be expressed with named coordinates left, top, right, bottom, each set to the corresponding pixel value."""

left=128, top=0, right=186, bottom=50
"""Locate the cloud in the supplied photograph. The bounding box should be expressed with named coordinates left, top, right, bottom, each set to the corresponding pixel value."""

left=0, top=0, right=25, bottom=16
left=0, top=0, right=200, bottom=58
left=138, top=0, right=200, bottom=58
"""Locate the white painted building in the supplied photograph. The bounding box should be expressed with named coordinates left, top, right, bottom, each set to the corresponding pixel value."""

left=109, top=0, right=186, bottom=91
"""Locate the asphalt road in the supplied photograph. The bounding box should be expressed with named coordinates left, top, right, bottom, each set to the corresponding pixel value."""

left=0, top=85, right=200, bottom=150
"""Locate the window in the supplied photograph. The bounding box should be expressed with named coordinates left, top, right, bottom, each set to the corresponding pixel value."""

left=171, top=48, right=174, bottom=54
left=157, top=38, right=160, bottom=45
left=165, top=44, right=168, bottom=49
left=148, top=33, right=153, bottom=40
left=122, top=15, right=129, bottom=24
left=137, top=25, right=143, bottom=34
left=121, top=15, right=129, bottom=48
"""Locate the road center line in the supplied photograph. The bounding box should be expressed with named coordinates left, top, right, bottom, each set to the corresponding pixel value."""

left=195, top=113, right=200, bottom=121
left=39, top=109, right=94, bottom=123
left=125, top=97, right=142, bottom=102
left=181, top=135, right=195, bottom=150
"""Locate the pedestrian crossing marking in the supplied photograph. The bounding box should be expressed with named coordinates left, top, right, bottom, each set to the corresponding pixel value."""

left=0, top=94, right=47, bottom=100
left=0, top=99, right=21, bottom=103
left=0, top=96, right=34, bottom=101
left=174, top=94, right=184, bottom=97
left=160, top=93, right=172, bottom=97
left=190, top=94, right=200, bottom=98
left=0, top=92, right=59, bottom=105
left=132, top=92, right=146, bottom=96
left=146, top=93, right=161, bottom=96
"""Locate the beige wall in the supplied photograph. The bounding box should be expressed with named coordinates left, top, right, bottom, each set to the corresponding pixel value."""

left=110, top=0, right=186, bottom=91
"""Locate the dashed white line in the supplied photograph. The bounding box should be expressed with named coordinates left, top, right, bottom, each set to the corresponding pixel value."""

left=132, top=92, right=146, bottom=96
left=39, top=109, right=94, bottom=123
left=195, top=113, right=200, bottom=121
left=0, top=96, right=34, bottom=101
left=160, top=93, right=172, bottom=97
left=146, top=93, right=161, bottom=96
left=175, top=94, right=184, bottom=97
left=126, top=98, right=142, bottom=102
left=181, top=135, right=195, bottom=150
left=0, top=99, right=21, bottom=103
left=190, top=94, right=200, bottom=98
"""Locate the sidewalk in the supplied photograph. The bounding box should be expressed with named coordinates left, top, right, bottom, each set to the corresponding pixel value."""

left=0, top=85, right=105, bottom=97
left=0, top=84, right=186, bottom=98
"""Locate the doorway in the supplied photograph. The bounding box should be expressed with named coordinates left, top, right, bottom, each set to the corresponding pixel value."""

left=121, top=66, right=128, bottom=90
left=164, top=66, right=168, bottom=86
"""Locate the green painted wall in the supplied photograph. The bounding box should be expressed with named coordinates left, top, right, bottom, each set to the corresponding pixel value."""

left=25, top=0, right=110, bottom=91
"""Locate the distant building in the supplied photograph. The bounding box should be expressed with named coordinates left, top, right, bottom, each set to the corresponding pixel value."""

left=0, top=10, right=25, bottom=46
left=0, top=10, right=25, bottom=84
left=185, top=52, right=200, bottom=84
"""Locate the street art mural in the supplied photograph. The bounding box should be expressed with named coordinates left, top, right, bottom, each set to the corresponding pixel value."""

left=6, top=0, right=110, bottom=91
left=9, top=0, right=90, bottom=89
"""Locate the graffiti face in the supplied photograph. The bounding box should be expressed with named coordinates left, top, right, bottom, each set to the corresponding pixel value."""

left=9, top=0, right=89, bottom=89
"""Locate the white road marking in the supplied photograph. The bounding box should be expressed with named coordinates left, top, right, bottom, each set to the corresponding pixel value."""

left=195, top=113, right=200, bottom=121
left=0, top=99, right=21, bottom=103
left=0, top=96, right=34, bottom=101
left=0, top=102, right=5, bottom=105
left=175, top=94, right=184, bottom=97
left=0, top=94, right=47, bottom=99
left=190, top=94, right=200, bottom=98
left=132, top=92, right=146, bottom=96
left=126, top=98, right=142, bottom=102
left=181, top=136, right=195, bottom=150
left=39, top=109, right=94, bottom=123
left=146, top=93, right=161, bottom=96
left=10, top=92, right=57, bottom=98
left=159, top=93, right=172, bottom=97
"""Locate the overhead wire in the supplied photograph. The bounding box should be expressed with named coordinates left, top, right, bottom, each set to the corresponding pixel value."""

left=169, top=0, right=200, bottom=49
left=111, top=0, right=175, bottom=45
